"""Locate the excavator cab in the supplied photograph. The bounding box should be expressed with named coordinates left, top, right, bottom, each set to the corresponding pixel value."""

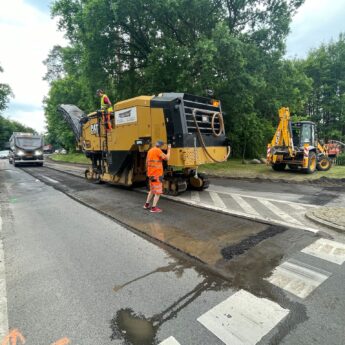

left=291, top=121, right=317, bottom=148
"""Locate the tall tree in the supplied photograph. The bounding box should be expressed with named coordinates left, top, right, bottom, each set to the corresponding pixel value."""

left=303, top=33, right=345, bottom=141
left=0, top=64, right=13, bottom=114
left=46, top=0, right=306, bottom=157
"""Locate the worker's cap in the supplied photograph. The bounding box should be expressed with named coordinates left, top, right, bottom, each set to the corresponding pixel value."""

left=96, top=89, right=104, bottom=95
left=155, top=140, right=164, bottom=147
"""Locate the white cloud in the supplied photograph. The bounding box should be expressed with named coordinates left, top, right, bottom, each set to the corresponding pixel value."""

left=286, top=0, right=345, bottom=58
left=0, top=0, right=66, bottom=133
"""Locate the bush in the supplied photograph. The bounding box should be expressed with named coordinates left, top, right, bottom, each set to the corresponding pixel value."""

left=336, top=153, right=345, bottom=166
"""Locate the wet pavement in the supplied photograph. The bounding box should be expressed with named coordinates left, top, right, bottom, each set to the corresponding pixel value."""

left=1, top=160, right=345, bottom=345
left=44, top=160, right=342, bottom=233
left=19, top=164, right=323, bottom=278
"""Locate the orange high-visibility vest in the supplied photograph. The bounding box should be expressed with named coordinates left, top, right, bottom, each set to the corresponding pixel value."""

left=146, top=147, right=165, bottom=177
left=101, top=94, right=113, bottom=112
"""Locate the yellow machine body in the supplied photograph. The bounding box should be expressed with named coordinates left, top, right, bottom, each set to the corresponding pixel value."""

left=60, top=93, right=230, bottom=194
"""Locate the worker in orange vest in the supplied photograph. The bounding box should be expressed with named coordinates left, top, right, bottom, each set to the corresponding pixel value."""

left=96, top=89, right=113, bottom=112
left=96, top=89, right=113, bottom=131
left=143, top=140, right=171, bottom=213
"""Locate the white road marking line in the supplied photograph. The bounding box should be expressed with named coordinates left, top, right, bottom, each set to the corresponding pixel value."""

left=231, top=194, right=260, bottom=216
left=209, top=191, right=227, bottom=209
left=287, top=203, right=306, bottom=211
left=43, top=176, right=59, bottom=184
left=191, top=191, right=201, bottom=203
left=158, top=336, right=181, bottom=345
left=302, top=238, right=345, bottom=265
left=258, top=199, right=303, bottom=225
left=265, top=260, right=330, bottom=299
left=197, top=289, right=289, bottom=345
left=207, top=188, right=317, bottom=209
left=0, top=212, right=9, bottom=339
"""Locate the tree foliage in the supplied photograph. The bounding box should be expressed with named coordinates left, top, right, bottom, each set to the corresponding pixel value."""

left=302, top=34, right=345, bottom=142
left=45, top=0, right=322, bottom=157
left=0, top=116, right=36, bottom=150
left=0, top=64, right=13, bottom=114
left=0, top=64, right=35, bottom=149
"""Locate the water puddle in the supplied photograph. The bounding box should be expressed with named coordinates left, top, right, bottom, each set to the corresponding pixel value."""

left=110, top=308, right=157, bottom=345
left=110, top=276, right=226, bottom=344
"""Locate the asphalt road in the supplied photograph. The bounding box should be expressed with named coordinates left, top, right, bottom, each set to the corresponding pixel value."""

left=1, top=160, right=345, bottom=345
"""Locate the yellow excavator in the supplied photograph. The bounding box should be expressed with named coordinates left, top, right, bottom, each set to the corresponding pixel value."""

left=267, top=107, right=331, bottom=173
left=59, top=93, right=230, bottom=194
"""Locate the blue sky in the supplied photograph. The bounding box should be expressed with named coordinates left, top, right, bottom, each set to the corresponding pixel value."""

left=0, top=0, right=345, bottom=133
left=286, top=0, right=345, bottom=58
left=25, top=0, right=51, bottom=12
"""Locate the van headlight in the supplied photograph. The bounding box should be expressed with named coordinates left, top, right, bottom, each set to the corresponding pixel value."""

left=17, top=150, right=24, bottom=156
left=35, top=150, right=43, bottom=156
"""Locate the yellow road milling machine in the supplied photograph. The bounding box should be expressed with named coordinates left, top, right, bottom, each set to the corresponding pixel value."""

left=59, top=93, right=230, bottom=194
left=267, top=107, right=332, bottom=174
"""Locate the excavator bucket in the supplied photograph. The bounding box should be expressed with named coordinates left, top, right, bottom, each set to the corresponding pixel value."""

left=58, top=104, right=85, bottom=141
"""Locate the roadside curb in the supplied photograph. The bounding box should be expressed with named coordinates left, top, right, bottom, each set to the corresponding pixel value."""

left=204, top=173, right=345, bottom=186
left=305, top=210, right=345, bottom=233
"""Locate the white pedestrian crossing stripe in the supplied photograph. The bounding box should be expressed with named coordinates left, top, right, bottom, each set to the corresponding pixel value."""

left=158, top=336, right=181, bottom=345
left=207, top=189, right=317, bottom=209
left=197, top=289, right=289, bottom=345
left=191, top=191, right=200, bottom=203
left=265, top=259, right=331, bottom=299
left=231, top=194, right=260, bottom=216
left=302, top=239, right=345, bottom=265
left=209, top=191, right=227, bottom=209
left=164, top=189, right=319, bottom=233
left=258, top=199, right=302, bottom=225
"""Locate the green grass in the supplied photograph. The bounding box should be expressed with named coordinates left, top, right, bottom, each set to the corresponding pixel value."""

left=50, top=154, right=345, bottom=181
left=200, top=158, right=345, bottom=181
left=50, top=153, right=90, bottom=164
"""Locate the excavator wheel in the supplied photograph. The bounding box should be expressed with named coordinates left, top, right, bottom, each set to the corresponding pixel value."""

left=303, top=151, right=317, bottom=174
left=317, top=156, right=332, bottom=171
left=189, top=173, right=209, bottom=191
left=272, top=163, right=286, bottom=171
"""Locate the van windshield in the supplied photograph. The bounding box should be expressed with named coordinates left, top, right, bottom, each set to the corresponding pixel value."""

left=15, top=137, right=42, bottom=149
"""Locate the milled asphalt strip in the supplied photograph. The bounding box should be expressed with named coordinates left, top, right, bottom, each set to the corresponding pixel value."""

left=43, top=163, right=85, bottom=178
left=42, top=176, right=59, bottom=184
left=35, top=164, right=321, bottom=234
left=0, top=212, right=9, bottom=340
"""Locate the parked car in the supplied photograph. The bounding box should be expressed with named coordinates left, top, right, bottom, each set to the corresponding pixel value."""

left=0, top=150, right=10, bottom=159
left=54, top=148, right=67, bottom=154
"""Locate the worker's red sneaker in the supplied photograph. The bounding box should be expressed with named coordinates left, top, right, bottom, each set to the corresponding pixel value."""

left=150, top=206, right=162, bottom=213
left=143, top=203, right=150, bottom=209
